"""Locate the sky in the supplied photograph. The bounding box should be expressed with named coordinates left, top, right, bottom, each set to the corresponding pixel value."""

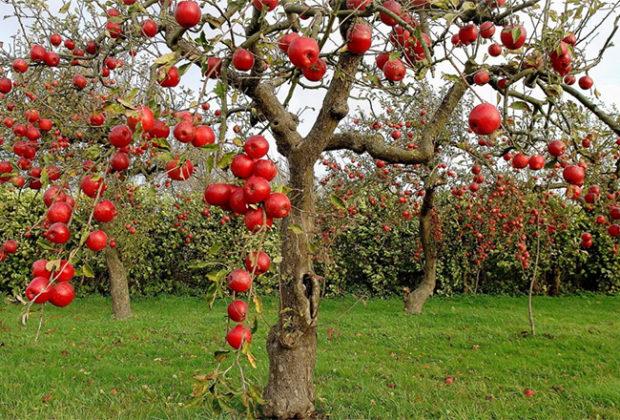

left=1, top=1, right=619, bottom=148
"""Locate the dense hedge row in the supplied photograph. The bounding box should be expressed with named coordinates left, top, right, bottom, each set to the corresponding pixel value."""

left=1, top=189, right=618, bottom=297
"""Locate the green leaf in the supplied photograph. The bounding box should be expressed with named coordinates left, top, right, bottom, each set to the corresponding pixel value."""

left=288, top=224, right=304, bottom=234
left=217, top=152, right=235, bottom=169
left=178, top=62, right=192, bottom=76
left=58, top=2, right=71, bottom=13
left=214, top=82, right=227, bottom=100
left=154, top=52, right=178, bottom=65
left=253, top=295, right=262, bottom=314
left=330, top=194, right=346, bottom=210
left=510, top=101, right=531, bottom=112
left=82, top=263, right=95, bottom=278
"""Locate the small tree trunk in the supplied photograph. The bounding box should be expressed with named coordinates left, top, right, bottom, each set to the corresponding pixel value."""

left=104, top=247, right=132, bottom=320
left=549, top=266, right=561, bottom=296
left=405, top=188, right=437, bottom=315
left=263, top=159, right=321, bottom=418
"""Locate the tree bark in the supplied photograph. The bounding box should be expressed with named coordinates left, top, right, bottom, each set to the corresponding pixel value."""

left=263, top=157, right=321, bottom=419
left=404, top=187, right=437, bottom=315
left=104, top=247, right=132, bottom=320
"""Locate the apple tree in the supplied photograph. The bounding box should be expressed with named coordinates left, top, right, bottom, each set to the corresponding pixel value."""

left=2, top=0, right=620, bottom=416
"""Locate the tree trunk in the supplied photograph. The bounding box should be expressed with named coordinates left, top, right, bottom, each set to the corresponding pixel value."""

left=104, top=247, right=132, bottom=320
left=404, top=188, right=437, bottom=315
left=263, top=158, right=321, bottom=419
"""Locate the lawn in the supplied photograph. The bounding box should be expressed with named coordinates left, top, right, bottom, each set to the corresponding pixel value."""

left=0, top=294, right=619, bottom=419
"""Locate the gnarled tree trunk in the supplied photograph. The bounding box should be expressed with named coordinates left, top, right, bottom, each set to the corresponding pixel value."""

left=104, top=247, right=132, bottom=320
left=405, top=187, right=437, bottom=314
left=263, top=158, right=321, bottom=418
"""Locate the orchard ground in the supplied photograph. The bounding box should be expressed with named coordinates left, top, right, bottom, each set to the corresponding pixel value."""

left=1, top=295, right=619, bottom=419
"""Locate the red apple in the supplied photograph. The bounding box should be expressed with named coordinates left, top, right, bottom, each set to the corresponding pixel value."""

left=86, top=230, right=108, bottom=251
left=227, top=269, right=252, bottom=293
left=468, top=103, right=501, bottom=135
left=226, top=324, right=252, bottom=349
left=287, top=37, right=320, bottom=68
left=175, top=1, right=201, bottom=28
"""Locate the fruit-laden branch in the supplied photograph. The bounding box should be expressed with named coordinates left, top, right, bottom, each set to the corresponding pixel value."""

left=326, top=77, right=468, bottom=163
left=561, top=83, right=620, bottom=136
left=301, top=52, right=364, bottom=158
left=159, top=19, right=303, bottom=157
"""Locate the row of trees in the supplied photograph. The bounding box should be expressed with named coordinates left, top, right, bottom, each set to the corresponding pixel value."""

left=0, top=0, right=619, bottom=416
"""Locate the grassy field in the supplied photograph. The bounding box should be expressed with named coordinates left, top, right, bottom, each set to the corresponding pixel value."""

left=0, top=294, right=619, bottom=419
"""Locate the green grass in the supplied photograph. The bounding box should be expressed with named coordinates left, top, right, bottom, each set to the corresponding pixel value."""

left=1, top=295, right=619, bottom=419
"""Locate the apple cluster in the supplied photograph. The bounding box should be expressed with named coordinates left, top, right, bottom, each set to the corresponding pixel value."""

left=203, top=135, right=290, bottom=349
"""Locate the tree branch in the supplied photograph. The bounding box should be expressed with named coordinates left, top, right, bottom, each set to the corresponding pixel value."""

left=562, top=83, right=620, bottom=136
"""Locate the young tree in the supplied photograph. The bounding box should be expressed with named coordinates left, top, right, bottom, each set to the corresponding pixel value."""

left=2, top=0, right=620, bottom=417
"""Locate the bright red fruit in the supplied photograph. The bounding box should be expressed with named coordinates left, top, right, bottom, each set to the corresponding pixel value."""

left=253, top=159, right=277, bottom=181
left=111, top=151, right=130, bottom=172
left=473, top=70, right=490, bottom=85
left=142, top=19, right=158, bottom=37
left=347, top=22, right=372, bottom=55
left=47, top=202, right=73, bottom=224
left=227, top=300, right=248, bottom=322
left=227, top=269, right=252, bottom=293
left=32, top=259, right=51, bottom=278
left=49, top=282, right=75, bottom=307
left=0, top=78, right=12, bottom=94
left=231, top=154, right=255, bottom=179
left=244, top=135, right=269, bottom=159
left=252, top=0, right=278, bottom=11
left=229, top=187, right=249, bottom=215
left=244, top=208, right=273, bottom=232
left=108, top=124, right=133, bottom=147
left=459, top=24, right=478, bottom=45
left=73, top=74, right=88, bottom=90
left=563, top=165, right=585, bottom=186
left=46, top=223, right=70, bottom=244
left=264, top=193, right=291, bottom=218
left=303, top=59, right=327, bottom=82
left=547, top=140, right=565, bottom=157
left=204, top=183, right=232, bottom=207
left=383, top=59, right=406, bottom=82
left=480, top=21, right=495, bottom=38
left=278, top=33, right=300, bottom=53
left=346, top=0, right=372, bottom=10
left=501, top=25, right=527, bottom=50
left=2, top=240, right=18, bottom=254
left=226, top=324, right=252, bottom=349
left=159, top=66, right=180, bottom=87
left=379, top=0, right=402, bottom=26
left=175, top=1, right=201, bottom=28
left=243, top=176, right=271, bottom=204
left=528, top=155, right=545, bottom=170
left=192, top=125, right=215, bottom=147
left=86, top=230, right=108, bottom=251
left=287, top=37, right=320, bottom=68
left=26, top=277, right=50, bottom=303
left=50, top=33, right=62, bottom=46
left=53, top=260, right=75, bottom=282
left=165, top=158, right=194, bottom=180
left=81, top=175, right=105, bottom=198
left=468, top=103, right=501, bottom=135
left=488, top=43, right=502, bottom=56
left=232, top=48, right=254, bottom=71
left=94, top=200, right=117, bottom=223
left=244, top=251, right=271, bottom=275
left=578, top=75, right=593, bottom=90
left=173, top=121, right=195, bottom=143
